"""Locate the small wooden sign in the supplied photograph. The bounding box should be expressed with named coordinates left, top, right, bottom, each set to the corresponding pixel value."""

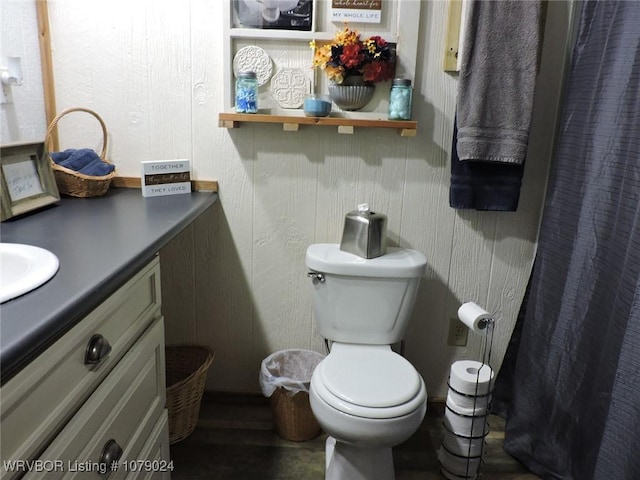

left=141, top=159, right=191, bottom=197
left=331, top=0, right=382, bottom=23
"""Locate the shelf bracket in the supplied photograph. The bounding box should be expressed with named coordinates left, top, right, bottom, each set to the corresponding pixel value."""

left=219, top=119, right=239, bottom=129
left=337, top=125, right=354, bottom=135
left=283, top=123, right=299, bottom=132
left=400, top=128, right=417, bottom=137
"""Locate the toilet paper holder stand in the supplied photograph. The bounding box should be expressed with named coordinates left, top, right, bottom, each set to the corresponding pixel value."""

left=470, top=305, right=495, bottom=479
left=442, top=304, right=497, bottom=480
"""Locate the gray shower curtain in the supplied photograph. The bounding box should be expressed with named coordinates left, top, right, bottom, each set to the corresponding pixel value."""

left=492, top=1, right=640, bottom=479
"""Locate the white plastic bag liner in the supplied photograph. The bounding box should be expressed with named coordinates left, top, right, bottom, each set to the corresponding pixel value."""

left=259, top=348, right=326, bottom=397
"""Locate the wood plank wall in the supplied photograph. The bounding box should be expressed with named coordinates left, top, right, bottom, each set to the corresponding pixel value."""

left=48, top=0, right=573, bottom=398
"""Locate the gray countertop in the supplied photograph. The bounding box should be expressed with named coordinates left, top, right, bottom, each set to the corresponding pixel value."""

left=0, top=188, right=218, bottom=384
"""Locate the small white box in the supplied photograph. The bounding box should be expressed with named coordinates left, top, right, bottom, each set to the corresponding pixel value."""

left=141, top=159, right=191, bottom=197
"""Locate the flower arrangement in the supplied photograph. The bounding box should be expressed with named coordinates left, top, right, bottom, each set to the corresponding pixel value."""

left=310, top=26, right=395, bottom=85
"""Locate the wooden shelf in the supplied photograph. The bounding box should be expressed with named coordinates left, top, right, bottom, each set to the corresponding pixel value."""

left=218, top=112, right=417, bottom=136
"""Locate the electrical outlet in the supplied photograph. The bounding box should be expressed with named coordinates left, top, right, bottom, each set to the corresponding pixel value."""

left=447, top=318, right=468, bottom=346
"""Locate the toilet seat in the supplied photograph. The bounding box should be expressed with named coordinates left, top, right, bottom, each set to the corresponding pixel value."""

left=312, top=344, right=426, bottom=419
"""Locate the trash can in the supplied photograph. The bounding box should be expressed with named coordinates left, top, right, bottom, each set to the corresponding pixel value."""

left=259, top=349, right=325, bottom=441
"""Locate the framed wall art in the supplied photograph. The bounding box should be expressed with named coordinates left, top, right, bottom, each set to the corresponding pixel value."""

left=1, top=141, right=60, bottom=221
left=232, top=0, right=314, bottom=31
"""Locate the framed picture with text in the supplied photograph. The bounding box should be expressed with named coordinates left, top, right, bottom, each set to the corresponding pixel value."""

left=1, top=142, right=60, bottom=221
left=331, top=0, right=383, bottom=23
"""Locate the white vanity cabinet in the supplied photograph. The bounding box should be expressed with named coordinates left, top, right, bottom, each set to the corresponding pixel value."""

left=0, top=257, right=171, bottom=480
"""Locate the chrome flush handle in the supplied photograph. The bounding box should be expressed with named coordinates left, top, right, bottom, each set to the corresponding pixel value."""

left=307, top=271, right=325, bottom=283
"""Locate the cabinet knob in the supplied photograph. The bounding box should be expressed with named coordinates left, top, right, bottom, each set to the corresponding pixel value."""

left=84, top=334, right=112, bottom=366
left=99, top=439, right=123, bottom=471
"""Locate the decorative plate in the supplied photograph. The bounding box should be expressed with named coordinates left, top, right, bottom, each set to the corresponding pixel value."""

left=270, top=68, right=310, bottom=109
left=233, top=46, right=273, bottom=86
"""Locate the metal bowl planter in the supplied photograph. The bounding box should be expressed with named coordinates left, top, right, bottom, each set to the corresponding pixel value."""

left=328, top=76, right=375, bottom=111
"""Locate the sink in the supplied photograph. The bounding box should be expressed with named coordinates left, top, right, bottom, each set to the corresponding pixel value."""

left=0, top=243, right=60, bottom=303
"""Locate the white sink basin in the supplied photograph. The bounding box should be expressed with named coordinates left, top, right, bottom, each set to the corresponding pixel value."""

left=0, top=243, right=59, bottom=303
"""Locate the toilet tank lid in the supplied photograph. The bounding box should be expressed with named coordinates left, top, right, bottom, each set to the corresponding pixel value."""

left=306, top=243, right=426, bottom=278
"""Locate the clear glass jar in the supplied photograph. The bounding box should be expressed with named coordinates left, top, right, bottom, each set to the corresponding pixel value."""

left=388, top=78, right=412, bottom=120
left=235, top=71, right=258, bottom=113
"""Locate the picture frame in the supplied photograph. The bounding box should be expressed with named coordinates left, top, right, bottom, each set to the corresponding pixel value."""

left=1, top=141, right=60, bottom=221
left=232, top=0, right=314, bottom=31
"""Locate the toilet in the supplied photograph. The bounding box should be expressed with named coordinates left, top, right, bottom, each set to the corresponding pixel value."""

left=306, top=243, right=428, bottom=480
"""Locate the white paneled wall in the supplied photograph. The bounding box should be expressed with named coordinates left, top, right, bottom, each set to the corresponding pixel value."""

left=47, top=0, right=573, bottom=398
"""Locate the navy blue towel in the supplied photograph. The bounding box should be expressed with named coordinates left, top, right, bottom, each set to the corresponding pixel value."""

left=449, top=117, right=524, bottom=211
left=51, top=148, right=115, bottom=176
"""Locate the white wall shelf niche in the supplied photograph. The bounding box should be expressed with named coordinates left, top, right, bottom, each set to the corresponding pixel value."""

left=222, top=0, right=421, bottom=131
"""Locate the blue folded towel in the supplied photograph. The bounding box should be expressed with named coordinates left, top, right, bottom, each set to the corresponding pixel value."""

left=51, top=148, right=98, bottom=169
left=51, top=148, right=115, bottom=176
left=77, top=158, right=115, bottom=176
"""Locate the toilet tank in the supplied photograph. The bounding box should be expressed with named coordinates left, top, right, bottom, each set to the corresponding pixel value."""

left=306, top=244, right=427, bottom=344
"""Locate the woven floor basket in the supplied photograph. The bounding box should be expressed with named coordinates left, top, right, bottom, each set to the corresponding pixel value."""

left=165, top=345, right=215, bottom=444
left=45, top=107, right=115, bottom=197
left=270, top=388, right=321, bottom=442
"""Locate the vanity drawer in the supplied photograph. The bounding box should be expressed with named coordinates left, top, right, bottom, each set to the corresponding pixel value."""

left=23, top=317, right=167, bottom=480
left=0, top=258, right=161, bottom=477
left=124, top=411, right=171, bottom=480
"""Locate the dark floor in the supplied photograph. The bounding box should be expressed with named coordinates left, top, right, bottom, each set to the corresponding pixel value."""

left=169, top=393, right=540, bottom=480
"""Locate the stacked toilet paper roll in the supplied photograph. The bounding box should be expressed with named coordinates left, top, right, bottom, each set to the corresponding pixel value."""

left=439, top=360, right=494, bottom=480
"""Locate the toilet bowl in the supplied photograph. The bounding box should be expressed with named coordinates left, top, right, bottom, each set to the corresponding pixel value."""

left=309, top=343, right=427, bottom=480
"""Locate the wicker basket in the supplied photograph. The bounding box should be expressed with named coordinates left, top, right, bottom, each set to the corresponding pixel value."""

left=45, top=107, right=115, bottom=197
left=270, top=388, right=321, bottom=442
left=165, top=345, right=215, bottom=444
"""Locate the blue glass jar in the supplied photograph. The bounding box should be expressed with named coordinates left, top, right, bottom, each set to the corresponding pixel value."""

left=388, top=78, right=412, bottom=120
left=235, top=71, right=258, bottom=113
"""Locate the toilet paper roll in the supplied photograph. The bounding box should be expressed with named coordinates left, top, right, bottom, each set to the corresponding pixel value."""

left=449, top=360, right=494, bottom=396
left=443, top=405, right=489, bottom=438
left=442, top=429, right=487, bottom=457
left=439, top=465, right=475, bottom=480
left=438, top=447, right=481, bottom=477
left=457, top=301, right=493, bottom=333
left=446, top=390, right=491, bottom=416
